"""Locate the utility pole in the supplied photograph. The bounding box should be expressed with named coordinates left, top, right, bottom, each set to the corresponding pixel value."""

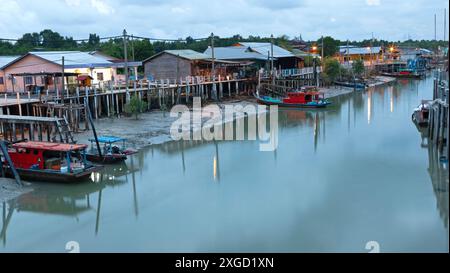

left=370, top=32, right=374, bottom=67
left=445, top=8, right=447, bottom=41
left=131, top=34, right=135, bottom=61
left=61, top=56, right=65, bottom=101
left=346, top=39, right=350, bottom=66
left=211, top=32, right=217, bottom=101
left=123, top=29, right=129, bottom=101
left=434, top=14, right=437, bottom=41
left=321, top=35, right=324, bottom=61
left=270, top=34, right=274, bottom=86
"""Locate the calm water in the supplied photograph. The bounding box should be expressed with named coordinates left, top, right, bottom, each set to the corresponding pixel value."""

left=1, top=76, right=448, bottom=252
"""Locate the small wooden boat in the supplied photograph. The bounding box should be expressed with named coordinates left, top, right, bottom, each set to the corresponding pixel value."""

left=2, top=141, right=102, bottom=183
left=86, top=136, right=137, bottom=164
left=255, top=91, right=331, bottom=108
left=334, top=80, right=367, bottom=89
left=412, top=101, right=430, bottom=127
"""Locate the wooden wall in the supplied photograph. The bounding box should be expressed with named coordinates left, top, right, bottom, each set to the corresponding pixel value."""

left=144, top=53, right=192, bottom=81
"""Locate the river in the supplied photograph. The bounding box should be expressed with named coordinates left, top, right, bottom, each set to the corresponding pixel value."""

left=1, top=75, right=448, bottom=252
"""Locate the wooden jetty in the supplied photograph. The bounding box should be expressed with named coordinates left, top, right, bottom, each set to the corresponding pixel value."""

left=0, top=76, right=257, bottom=120
left=427, top=69, right=449, bottom=162
left=0, top=115, right=74, bottom=144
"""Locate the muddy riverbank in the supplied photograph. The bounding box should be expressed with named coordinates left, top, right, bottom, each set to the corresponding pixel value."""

left=0, top=178, right=33, bottom=203
left=76, top=76, right=396, bottom=150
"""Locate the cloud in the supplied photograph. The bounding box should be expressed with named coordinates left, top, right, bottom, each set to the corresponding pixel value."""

left=90, top=0, right=115, bottom=15
left=0, top=0, right=448, bottom=42
left=65, top=0, right=81, bottom=7
left=366, top=0, right=381, bottom=6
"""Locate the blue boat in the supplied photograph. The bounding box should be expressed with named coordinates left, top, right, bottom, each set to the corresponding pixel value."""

left=87, top=136, right=137, bottom=164
left=334, top=80, right=367, bottom=89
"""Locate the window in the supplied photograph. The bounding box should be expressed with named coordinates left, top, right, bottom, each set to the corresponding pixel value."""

left=25, top=76, right=33, bottom=85
left=0, top=77, right=4, bottom=85
left=97, top=72, right=104, bottom=81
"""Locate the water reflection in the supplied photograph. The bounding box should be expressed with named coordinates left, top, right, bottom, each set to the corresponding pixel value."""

left=0, top=76, right=447, bottom=252
left=416, top=117, right=449, bottom=229
left=426, top=143, right=449, bottom=228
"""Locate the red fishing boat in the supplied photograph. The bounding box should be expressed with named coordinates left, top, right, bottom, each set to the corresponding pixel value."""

left=255, top=91, right=331, bottom=108
left=2, top=141, right=102, bottom=183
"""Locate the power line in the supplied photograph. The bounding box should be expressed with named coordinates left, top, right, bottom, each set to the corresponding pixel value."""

left=0, top=33, right=209, bottom=43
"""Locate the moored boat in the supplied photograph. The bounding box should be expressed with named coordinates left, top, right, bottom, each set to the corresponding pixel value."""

left=255, top=91, right=331, bottom=108
left=412, top=101, right=430, bottom=127
left=86, top=136, right=137, bottom=164
left=334, top=80, right=367, bottom=89
left=2, top=141, right=102, bottom=183
left=381, top=69, right=424, bottom=79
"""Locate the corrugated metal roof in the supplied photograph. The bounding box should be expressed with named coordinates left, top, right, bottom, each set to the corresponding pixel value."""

left=204, top=42, right=295, bottom=60
left=0, top=56, right=21, bottom=69
left=238, top=42, right=295, bottom=58
left=339, top=46, right=382, bottom=55
left=2, top=51, right=141, bottom=69
left=204, top=46, right=270, bottom=61
left=164, top=49, right=211, bottom=60
left=291, top=49, right=320, bottom=58
left=30, top=51, right=114, bottom=68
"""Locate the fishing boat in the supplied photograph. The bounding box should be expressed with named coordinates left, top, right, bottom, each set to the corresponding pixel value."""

left=412, top=101, right=430, bottom=127
left=2, top=141, right=102, bottom=183
left=255, top=91, right=331, bottom=108
left=86, top=136, right=137, bottom=164
left=334, top=80, right=367, bottom=89
left=381, top=69, right=423, bottom=79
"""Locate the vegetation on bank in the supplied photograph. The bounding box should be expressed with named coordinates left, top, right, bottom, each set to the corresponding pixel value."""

left=124, top=95, right=146, bottom=119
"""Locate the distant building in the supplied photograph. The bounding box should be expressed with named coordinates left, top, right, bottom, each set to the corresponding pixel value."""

left=143, top=49, right=240, bottom=81
left=336, top=45, right=383, bottom=64
left=204, top=42, right=302, bottom=70
left=0, top=56, right=20, bottom=93
left=398, top=47, right=433, bottom=72
left=290, top=35, right=309, bottom=51
left=0, top=51, right=141, bottom=93
left=398, top=47, right=433, bottom=62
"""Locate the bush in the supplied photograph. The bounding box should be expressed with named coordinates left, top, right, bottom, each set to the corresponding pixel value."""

left=352, top=59, right=365, bottom=78
left=124, top=95, right=146, bottom=119
left=322, top=58, right=341, bottom=85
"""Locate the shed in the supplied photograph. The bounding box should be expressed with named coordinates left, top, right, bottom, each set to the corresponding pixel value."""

left=143, top=49, right=236, bottom=81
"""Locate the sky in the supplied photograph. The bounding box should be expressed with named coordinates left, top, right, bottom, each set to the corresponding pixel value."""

left=0, top=0, right=448, bottom=42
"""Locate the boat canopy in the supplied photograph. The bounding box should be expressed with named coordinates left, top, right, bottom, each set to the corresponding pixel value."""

left=89, top=136, right=126, bottom=143
left=12, top=141, right=87, bottom=151
left=287, top=91, right=323, bottom=96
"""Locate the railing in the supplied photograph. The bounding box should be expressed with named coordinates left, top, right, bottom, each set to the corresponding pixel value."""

left=260, top=67, right=322, bottom=79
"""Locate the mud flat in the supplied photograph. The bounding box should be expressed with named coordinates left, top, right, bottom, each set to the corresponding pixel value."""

left=76, top=98, right=262, bottom=150
left=75, top=77, right=396, bottom=151
left=0, top=178, right=33, bottom=203
left=320, top=76, right=397, bottom=98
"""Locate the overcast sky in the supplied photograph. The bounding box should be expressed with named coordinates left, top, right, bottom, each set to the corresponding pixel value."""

left=0, top=0, right=448, bottom=41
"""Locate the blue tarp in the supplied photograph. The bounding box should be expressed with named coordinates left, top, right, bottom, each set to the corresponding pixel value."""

left=89, top=136, right=126, bottom=143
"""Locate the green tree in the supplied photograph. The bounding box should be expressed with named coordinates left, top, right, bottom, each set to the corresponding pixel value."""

left=352, top=59, right=365, bottom=78
left=318, top=36, right=340, bottom=57
left=40, top=29, right=64, bottom=48
left=88, top=33, right=100, bottom=48
left=124, top=95, right=146, bottom=119
left=322, top=57, right=341, bottom=85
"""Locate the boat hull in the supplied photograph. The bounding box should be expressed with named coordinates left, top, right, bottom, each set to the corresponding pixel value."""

left=86, top=153, right=128, bottom=164
left=3, top=165, right=103, bottom=183
left=256, top=97, right=330, bottom=108
left=380, top=72, right=423, bottom=79
left=334, top=81, right=367, bottom=89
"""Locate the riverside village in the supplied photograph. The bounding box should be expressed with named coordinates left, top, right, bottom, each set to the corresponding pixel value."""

left=0, top=0, right=448, bottom=254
